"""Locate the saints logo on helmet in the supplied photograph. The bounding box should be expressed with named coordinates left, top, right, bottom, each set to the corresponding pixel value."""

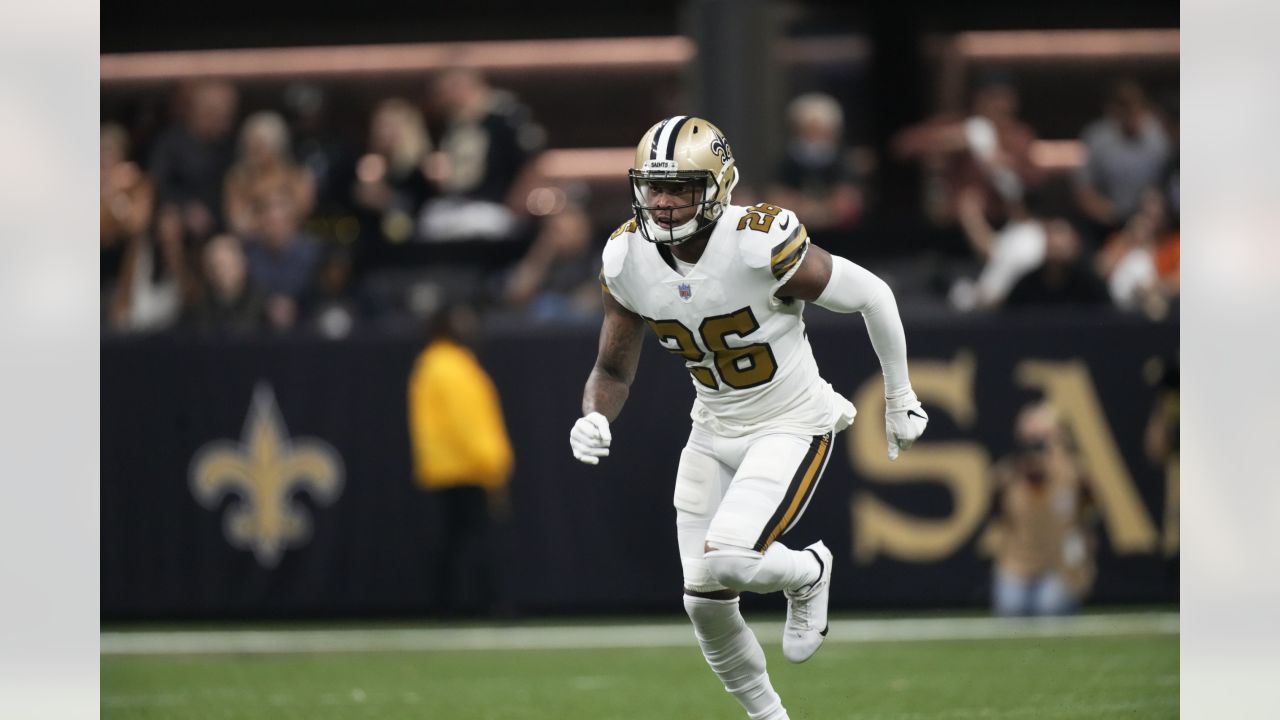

left=629, top=116, right=740, bottom=245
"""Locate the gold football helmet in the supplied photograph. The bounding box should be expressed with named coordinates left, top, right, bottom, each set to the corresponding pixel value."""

left=629, top=116, right=740, bottom=244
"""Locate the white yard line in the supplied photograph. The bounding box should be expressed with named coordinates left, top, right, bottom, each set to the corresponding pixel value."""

left=100, top=612, right=1177, bottom=656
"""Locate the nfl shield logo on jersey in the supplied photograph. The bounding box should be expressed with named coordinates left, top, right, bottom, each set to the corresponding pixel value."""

left=678, top=282, right=693, bottom=302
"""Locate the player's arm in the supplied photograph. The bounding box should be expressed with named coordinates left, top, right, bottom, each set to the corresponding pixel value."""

left=776, top=243, right=908, bottom=396
left=571, top=292, right=645, bottom=465
left=584, top=292, right=645, bottom=421
left=778, top=244, right=929, bottom=460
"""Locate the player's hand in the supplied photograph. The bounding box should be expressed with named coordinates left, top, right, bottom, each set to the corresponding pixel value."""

left=570, top=412, right=612, bottom=465
left=885, top=390, right=928, bottom=461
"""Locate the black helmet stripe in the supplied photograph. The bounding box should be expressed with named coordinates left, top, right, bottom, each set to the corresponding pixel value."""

left=648, top=117, right=672, bottom=160
left=662, top=116, right=692, bottom=161
left=650, top=115, right=687, bottom=161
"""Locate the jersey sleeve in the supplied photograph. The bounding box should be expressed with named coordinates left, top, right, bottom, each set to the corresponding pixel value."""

left=735, top=204, right=810, bottom=287
left=768, top=221, right=810, bottom=284
left=600, top=217, right=639, bottom=312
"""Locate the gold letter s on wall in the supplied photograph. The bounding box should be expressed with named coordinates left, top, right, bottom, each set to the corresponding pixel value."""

left=850, top=352, right=991, bottom=563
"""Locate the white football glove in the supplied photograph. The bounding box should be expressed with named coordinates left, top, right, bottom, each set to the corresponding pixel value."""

left=569, top=412, right=612, bottom=465
left=885, top=390, right=928, bottom=461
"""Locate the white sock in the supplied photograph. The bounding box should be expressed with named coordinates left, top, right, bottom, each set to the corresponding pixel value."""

left=683, top=595, right=789, bottom=720
left=705, top=542, right=820, bottom=594
left=762, top=542, right=821, bottom=593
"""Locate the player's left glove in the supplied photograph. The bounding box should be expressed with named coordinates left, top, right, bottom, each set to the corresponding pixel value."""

left=885, top=390, right=928, bottom=461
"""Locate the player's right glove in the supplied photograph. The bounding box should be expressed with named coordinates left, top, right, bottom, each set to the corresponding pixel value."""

left=569, top=412, right=612, bottom=465
left=885, top=390, right=928, bottom=461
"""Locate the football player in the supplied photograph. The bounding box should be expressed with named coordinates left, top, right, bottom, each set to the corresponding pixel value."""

left=570, top=116, right=928, bottom=720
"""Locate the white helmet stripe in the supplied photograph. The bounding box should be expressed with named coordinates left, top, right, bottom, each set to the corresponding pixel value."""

left=654, top=115, right=687, bottom=161
left=648, top=117, right=671, bottom=160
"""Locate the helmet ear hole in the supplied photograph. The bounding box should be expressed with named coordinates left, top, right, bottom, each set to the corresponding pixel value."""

left=701, top=176, right=718, bottom=220
left=724, top=166, right=740, bottom=199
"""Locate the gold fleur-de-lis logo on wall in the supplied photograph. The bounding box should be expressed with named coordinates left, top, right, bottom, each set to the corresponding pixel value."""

left=189, top=383, right=344, bottom=567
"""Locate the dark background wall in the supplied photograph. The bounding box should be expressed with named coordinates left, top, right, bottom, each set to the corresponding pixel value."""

left=101, top=312, right=1178, bottom=620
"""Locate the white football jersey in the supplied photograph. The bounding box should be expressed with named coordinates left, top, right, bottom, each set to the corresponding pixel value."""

left=601, top=202, right=855, bottom=437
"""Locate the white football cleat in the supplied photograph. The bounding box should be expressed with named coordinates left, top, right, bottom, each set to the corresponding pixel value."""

left=782, top=540, right=833, bottom=663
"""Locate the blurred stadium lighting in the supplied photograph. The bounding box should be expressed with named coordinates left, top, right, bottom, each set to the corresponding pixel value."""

left=100, top=34, right=874, bottom=83
left=100, top=36, right=696, bottom=82
left=537, top=148, right=634, bottom=181
left=954, top=29, right=1179, bottom=59
left=1029, top=140, right=1086, bottom=170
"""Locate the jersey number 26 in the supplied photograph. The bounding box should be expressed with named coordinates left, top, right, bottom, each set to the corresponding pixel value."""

left=647, top=306, right=779, bottom=391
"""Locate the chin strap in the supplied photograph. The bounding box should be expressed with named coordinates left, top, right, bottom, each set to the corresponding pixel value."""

left=669, top=218, right=719, bottom=246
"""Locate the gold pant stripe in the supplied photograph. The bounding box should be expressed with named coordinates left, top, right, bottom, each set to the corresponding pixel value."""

left=754, top=432, right=831, bottom=552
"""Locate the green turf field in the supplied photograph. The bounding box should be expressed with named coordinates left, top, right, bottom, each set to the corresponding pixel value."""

left=101, top=616, right=1178, bottom=719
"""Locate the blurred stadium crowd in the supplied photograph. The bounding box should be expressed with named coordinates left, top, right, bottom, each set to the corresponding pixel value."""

left=100, top=56, right=1178, bottom=338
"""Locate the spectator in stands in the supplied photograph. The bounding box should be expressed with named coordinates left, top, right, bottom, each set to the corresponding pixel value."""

left=1004, top=218, right=1109, bottom=308
left=408, top=303, right=514, bottom=617
left=766, top=93, right=865, bottom=232
left=283, top=82, right=357, bottom=219
left=948, top=187, right=1047, bottom=311
left=502, top=192, right=601, bottom=321
left=108, top=203, right=198, bottom=334
left=101, top=123, right=154, bottom=296
left=1096, top=189, right=1178, bottom=320
left=223, top=111, right=315, bottom=238
left=185, top=233, right=265, bottom=336
left=245, top=189, right=322, bottom=332
left=353, top=98, right=433, bottom=244
left=1155, top=91, right=1180, bottom=227
left=893, top=77, right=1042, bottom=228
left=1074, top=80, right=1171, bottom=236
left=418, top=68, right=545, bottom=243
left=307, top=247, right=361, bottom=339
left=988, top=402, right=1097, bottom=616
left=148, top=80, right=239, bottom=240
left=1153, top=91, right=1180, bottom=309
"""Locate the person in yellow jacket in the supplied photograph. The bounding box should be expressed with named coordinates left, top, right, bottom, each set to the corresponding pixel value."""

left=408, top=303, right=514, bottom=616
